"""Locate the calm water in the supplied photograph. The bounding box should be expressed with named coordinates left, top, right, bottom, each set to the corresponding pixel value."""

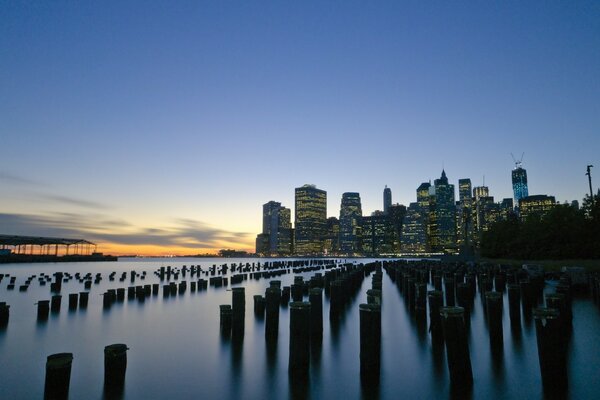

left=0, top=257, right=599, bottom=399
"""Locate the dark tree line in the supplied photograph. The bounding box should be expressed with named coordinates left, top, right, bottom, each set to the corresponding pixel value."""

left=481, top=192, right=600, bottom=259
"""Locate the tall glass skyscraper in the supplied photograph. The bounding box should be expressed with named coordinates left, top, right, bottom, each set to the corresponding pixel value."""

left=294, top=184, right=327, bottom=255
left=383, top=186, right=392, bottom=215
left=512, top=166, right=529, bottom=205
left=430, top=170, right=456, bottom=252
left=339, top=192, right=362, bottom=254
left=257, top=201, right=292, bottom=255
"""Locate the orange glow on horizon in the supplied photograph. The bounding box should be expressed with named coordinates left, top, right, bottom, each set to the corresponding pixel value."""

left=96, top=242, right=255, bottom=257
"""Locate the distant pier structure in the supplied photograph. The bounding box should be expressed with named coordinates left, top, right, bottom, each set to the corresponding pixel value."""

left=0, top=235, right=116, bottom=263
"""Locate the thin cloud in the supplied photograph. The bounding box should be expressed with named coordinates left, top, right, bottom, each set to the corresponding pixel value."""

left=0, top=171, right=40, bottom=186
left=0, top=213, right=253, bottom=250
left=42, top=194, right=110, bottom=210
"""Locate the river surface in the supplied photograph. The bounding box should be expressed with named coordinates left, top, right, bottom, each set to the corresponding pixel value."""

left=0, top=257, right=599, bottom=399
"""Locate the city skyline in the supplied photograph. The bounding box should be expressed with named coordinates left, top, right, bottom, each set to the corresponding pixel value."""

left=1, top=2, right=599, bottom=255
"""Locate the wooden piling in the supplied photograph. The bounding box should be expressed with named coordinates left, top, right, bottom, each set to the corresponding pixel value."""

left=507, top=284, right=521, bottom=327
left=232, top=287, right=245, bottom=339
left=309, top=288, right=323, bottom=338
left=440, top=306, right=472, bottom=387
left=533, top=308, right=568, bottom=394
left=265, top=287, right=281, bottom=341
left=428, top=291, right=444, bottom=344
left=219, top=305, right=232, bottom=337
left=104, top=344, right=128, bottom=393
left=359, top=303, right=381, bottom=383
left=288, top=302, right=311, bottom=377
left=485, top=291, right=503, bottom=348
left=44, top=353, right=73, bottom=400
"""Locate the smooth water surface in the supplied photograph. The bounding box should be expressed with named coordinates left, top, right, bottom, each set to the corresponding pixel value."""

left=0, top=257, right=599, bottom=399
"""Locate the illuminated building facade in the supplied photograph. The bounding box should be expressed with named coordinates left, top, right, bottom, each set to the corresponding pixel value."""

left=361, top=213, right=394, bottom=256
left=499, top=198, right=514, bottom=221
left=339, top=192, right=363, bottom=254
left=519, top=195, right=556, bottom=221
left=429, top=170, right=457, bottom=252
left=401, top=202, right=427, bottom=253
left=456, top=178, right=474, bottom=249
left=294, top=184, right=327, bottom=255
left=476, top=196, right=500, bottom=232
left=388, top=203, right=407, bottom=252
left=512, top=166, right=529, bottom=206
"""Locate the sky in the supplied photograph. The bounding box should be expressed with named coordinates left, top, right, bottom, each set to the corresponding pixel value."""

left=1, top=1, right=599, bottom=255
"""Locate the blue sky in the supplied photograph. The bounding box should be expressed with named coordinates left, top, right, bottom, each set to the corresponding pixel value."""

left=1, top=1, right=599, bottom=254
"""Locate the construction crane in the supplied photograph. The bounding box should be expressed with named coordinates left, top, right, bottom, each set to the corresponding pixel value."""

left=511, top=152, right=524, bottom=169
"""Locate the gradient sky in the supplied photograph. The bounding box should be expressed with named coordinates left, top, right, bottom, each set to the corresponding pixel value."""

left=1, top=1, right=599, bottom=255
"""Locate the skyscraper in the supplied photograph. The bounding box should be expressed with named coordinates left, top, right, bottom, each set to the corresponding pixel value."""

left=257, top=201, right=292, bottom=255
left=294, top=184, right=327, bottom=255
left=456, top=178, right=474, bottom=251
left=388, top=204, right=407, bottom=252
left=512, top=164, right=529, bottom=205
left=263, top=201, right=282, bottom=252
left=339, top=192, right=362, bottom=254
left=430, top=170, right=457, bottom=252
left=383, top=186, right=392, bottom=215
left=323, top=217, right=340, bottom=254
left=458, top=179, right=472, bottom=202
left=401, top=202, right=427, bottom=253
left=361, top=213, right=394, bottom=256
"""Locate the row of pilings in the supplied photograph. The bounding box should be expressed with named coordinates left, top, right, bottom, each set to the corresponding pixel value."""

left=219, top=262, right=376, bottom=381
left=0, top=259, right=348, bottom=325
left=382, top=260, right=575, bottom=396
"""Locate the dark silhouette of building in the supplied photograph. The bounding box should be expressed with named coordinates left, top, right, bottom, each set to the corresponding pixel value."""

left=324, top=217, right=340, bottom=254
left=383, top=186, right=392, bottom=215
left=256, top=201, right=292, bottom=255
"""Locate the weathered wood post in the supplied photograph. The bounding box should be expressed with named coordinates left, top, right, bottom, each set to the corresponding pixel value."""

left=231, top=287, right=245, bottom=339
left=309, top=288, right=323, bottom=338
left=219, top=305, right=232, bottom=337
left=415, top=283, right=427, bottom=320
left=444, top=277, right=455, bottom=306
left=533, top=308, right=568, bottom=394
left=51, top=295, right=62, bottom=313
left=289, top=302, right=311, bottom=377
left=507, top=283, right=521, bottom=328
left=104, top=344, right=128, bottom=394
left=485, top=291, right=503, bottom=348
left=265, top=286, right=281, bottom=341
left=37, top=300, right=50, bottom=320
left=440, top=306, right=473, bottom=388
left=253, top=295, right=265, bottom=316
left=0, top=302, right=10, bottom=327
left=79, top=292, right=89, bottom=308
left=360, top=303, right=381, bottom=384
left=44, top=353, right=73, bottom=400
left=428, top=291, right=444, bottom=344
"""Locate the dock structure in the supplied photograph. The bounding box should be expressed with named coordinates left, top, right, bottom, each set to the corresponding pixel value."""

left=0, top=234, right=98, bottom=256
